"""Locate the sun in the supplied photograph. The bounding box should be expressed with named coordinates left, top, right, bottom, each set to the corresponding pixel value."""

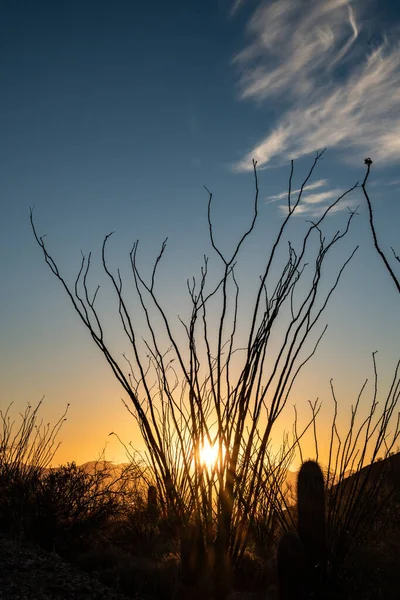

left=199, top=439, right=220, bottom=470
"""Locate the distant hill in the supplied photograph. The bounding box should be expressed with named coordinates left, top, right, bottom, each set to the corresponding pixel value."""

left=79, top=460, right=130, bottom=475
left=331, top=451, right=400, bottom=500
left=279, top=451, right=400, bottom=501
left=43, top=452, right=400, bottom=503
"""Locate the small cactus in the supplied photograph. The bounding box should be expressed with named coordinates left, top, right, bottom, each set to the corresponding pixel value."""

left=147, top=485, right=158, bottom=519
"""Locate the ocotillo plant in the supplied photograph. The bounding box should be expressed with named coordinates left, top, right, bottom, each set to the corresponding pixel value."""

left=277, top=460, right=327, bottom=599
left=32, top=152, right=360, bottom=599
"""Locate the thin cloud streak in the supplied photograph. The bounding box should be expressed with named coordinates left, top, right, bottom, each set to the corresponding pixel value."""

left=267, top=179, right=328, bottom=202
left=294, top=190, right=344, bottom=205
left=268, top=173, right=357, bottom=217
left=329, top=3, right=359, bottom=69
left=278, top=201, right=350, bottom=218
left=230, top=0, right=246, bottom=17
left=233, top=0, right=400, bottom=171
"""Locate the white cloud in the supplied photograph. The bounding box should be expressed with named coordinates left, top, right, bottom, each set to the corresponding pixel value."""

left=268, top=178, right=359, bottom=218
left=296, top=190, right=343, bottom=205
left=279, top=199, right=352, bottom=218
left=267, top=179, right=328, bottom=202
left=234, top=0, right=360, bottom=102
left=233, top=0, right=400, bottom=170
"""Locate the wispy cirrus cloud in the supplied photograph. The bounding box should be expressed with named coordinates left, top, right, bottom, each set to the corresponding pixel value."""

left=279, top=200, right=349, bottom=218
left=234, top=0, right=359, bottom=101
left=232, top=0, right=400, bottom=171
left=268, top=179, right=356, bottom=217
left=267, top=179, right=328, bottom=202
left=370, top=177, right=400, bottom=188
left=230, top=0, right=246, bottom=17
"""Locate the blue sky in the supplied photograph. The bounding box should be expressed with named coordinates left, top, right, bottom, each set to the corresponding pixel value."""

left=1, top=0, right=399, bottom=464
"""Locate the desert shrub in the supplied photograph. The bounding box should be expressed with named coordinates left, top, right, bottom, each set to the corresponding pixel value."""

left=0, top=466, right=42, bottom=539
left=91, top=548, right=178, bottom=600
left=0, top=460, right=126, bottom=553
left=0, top=400, right=68, bottom=541
left=0, top=401, right=136, bottom=555
left=109, top=502, right=179, bottom=558
left=31, top=461, right=124, bottom=553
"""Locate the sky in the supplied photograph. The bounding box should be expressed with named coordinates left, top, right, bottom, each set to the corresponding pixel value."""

left=1, top=0, right=399, bottom=467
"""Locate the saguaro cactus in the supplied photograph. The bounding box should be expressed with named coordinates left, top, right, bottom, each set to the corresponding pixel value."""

left=277, top=532, right=307, bottom=600
left=297, top=460, right=327, bottom=582
left=277, top=460, right=327, bottom=599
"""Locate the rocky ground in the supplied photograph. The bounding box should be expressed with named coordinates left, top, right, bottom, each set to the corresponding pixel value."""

left=0, top=536, right=133, bottom=600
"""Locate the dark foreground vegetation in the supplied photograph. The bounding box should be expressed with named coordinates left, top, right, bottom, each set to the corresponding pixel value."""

left=1, top=401, right=400, bottom=599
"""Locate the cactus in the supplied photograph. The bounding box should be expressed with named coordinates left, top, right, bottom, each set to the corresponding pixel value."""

left=147, top=485, right=158, bottom=519
left=277, top=532, right=307, bottom=600
left=297, top=460, right=327, bottom=582
left=277, top=460, right=327, bottom=599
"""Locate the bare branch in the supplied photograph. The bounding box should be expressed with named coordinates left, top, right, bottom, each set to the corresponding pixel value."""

left=361, top=158, right=400, bottom=293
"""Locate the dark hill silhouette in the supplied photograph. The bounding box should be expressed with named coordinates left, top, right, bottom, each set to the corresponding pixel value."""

left=331, top=451, right=400, bottom=501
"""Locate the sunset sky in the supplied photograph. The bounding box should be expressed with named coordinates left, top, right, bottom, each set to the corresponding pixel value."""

left=1, top=0, right=399, bottom=467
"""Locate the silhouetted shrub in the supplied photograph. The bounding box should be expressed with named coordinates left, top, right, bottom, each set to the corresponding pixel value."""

left=0, top=466, right=42, bottom=539
left=32, top=461, right=122, bottom=553
left=0, top=400, right=68, bottom=541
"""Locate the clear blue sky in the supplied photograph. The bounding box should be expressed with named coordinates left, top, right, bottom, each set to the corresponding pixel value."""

left=1, top=0, right=399, bottom=465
